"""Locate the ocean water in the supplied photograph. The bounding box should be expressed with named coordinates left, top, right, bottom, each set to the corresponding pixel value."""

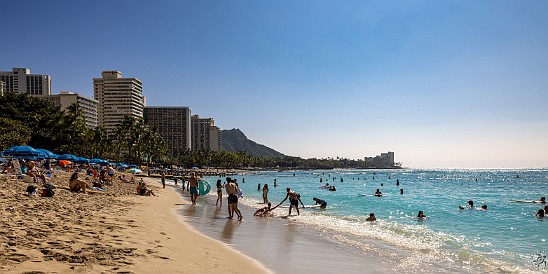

left=205, top=169, right=548, bottom=272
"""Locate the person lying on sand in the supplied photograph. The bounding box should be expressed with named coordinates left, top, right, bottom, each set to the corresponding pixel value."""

left=69, top=172, right=88, bottom=193
left=254, top=203, right=272, bottom=216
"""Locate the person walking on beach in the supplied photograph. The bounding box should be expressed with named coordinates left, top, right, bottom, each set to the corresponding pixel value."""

left=216, top=179, right=223, bottom=206
left=225, top=178, right=242, bottom=221
left=272, top=188, right=305, bottom=216
left=189, top=172, right=199, bottom=205
left=161, top=172, right=166, bottom=189
left=262, top=184, right=269, bottom=204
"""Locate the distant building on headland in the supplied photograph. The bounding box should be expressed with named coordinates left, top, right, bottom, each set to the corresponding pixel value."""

left=144, top=106, right=192, bottom=157
left=93, top=71, right=145, bottom=134
left=0, top=67, right=52, bottom=95
left=364, top=151, right=400, bottom=168
left=38, top=91, right=99, bottom=128
left=191, top=115, right=221, bottom=151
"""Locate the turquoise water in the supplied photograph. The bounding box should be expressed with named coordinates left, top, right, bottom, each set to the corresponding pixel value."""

left=206, top=169, right=548, bottom=272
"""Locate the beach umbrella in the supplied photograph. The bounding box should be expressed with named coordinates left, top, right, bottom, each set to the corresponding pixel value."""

left=90, top=158, right=110, bottom=165
left=2, top=146, right=41, bottom=156
left=129, top=168, right=142, bottom=173
left=57, top=154, right=79, bottom=161
left=36, top=149, right=58, bottom=159
left=77, top=157, right=90, bottom=163
left=58, top=160, right=72, bottom=166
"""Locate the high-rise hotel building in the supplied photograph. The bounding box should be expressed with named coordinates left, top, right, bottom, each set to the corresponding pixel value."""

left=144, top=106, right=192, bottom=157
left=0, top=68, right=52, bottom=95
left=191, top=115, right=221, bottom=151
left=38, top=91, right=99, bottom=128
left=93, top=71, right=145, bottom=133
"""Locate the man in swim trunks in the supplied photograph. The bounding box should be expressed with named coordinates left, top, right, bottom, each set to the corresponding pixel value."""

left=189, top=172, right=198, bottom=205
left=225, top=178, right=242, bottom=220
left=273, top=188, right=304, bottom=216
left=313, top=197, right=327, bottom=209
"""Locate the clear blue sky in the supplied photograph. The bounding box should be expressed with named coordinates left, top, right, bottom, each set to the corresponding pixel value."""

left=2, top=0, right=548, bottom=168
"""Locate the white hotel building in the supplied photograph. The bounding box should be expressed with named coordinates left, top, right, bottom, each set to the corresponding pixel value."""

left=93, top=71, right=145, bottom=133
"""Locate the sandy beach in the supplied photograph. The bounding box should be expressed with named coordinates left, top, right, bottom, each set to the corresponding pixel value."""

left=0, top=171, right=269, bottom=273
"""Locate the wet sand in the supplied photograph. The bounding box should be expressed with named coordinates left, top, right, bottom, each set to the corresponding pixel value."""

left=175, top=189, right=397, bottom=273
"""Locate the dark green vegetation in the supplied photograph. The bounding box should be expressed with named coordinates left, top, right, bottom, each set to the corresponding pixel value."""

left=0, top=92, right=168, bottom=166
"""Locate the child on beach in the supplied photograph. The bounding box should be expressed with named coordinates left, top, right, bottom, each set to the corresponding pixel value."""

left=254, top=203, right=272, bottom=216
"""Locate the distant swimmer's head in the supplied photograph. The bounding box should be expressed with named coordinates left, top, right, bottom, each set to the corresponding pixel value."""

left=537, top=209, right=545, bottom=218
left=417, top=211, right=426, bottom=218
left=286, top=188, right=291, bottom=192
left=459, top=206, right=465, bottom=210
left=313, top=197, right=318, bottom=201
left=481, top=205, right=488, bottom=210
left=541, top=197, right=546, bottom=202
left=468, top=200, right=474, bottom=206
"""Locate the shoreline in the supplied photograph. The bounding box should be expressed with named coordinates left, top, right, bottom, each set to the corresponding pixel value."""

left=172, top=183, right=399, bottom=274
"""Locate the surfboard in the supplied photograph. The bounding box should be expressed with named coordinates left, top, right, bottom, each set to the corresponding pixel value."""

left=280, top=205, right=321, bottom=208
left=510, top=200, right=545, bottom=203
left=198, top=181, right=211, bottom=196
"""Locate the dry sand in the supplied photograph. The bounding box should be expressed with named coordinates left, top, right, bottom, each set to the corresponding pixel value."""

left=0, top=171, right=270, bottom=273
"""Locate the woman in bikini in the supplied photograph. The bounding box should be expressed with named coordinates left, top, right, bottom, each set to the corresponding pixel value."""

left=216, top=179, right=223, bottom=206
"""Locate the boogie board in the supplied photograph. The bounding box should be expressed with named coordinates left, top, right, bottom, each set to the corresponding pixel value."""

left=510, top=200, right=546, bottom=203
left=280, top=205, right=321, bottom=208
left=198, top=181, right=211, bottom=196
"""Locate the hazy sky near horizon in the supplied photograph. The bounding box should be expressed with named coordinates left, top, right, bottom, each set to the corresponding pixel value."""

left=2, top=1, right=548, bottom=168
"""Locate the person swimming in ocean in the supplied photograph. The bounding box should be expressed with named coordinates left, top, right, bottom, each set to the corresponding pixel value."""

left=479, top=205, right=488, bottom=210
left=417, top=211, right=427, bottom=219
left=536, top=209, right=545, bottom=218
left=459, top=200, right=474, bottom=210
left=329, top=186, right=336, bottom=191
left=374, top=189, right=382, bottom=197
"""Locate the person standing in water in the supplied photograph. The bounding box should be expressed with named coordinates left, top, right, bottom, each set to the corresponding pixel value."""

left=225, top=178, right=243, bottom=221
left=216, top=179, right=223, bottom=206
left=189, top=172, right=199, bottom=205
left=272, top=188, right=304, bottom=216
left=274, top=178, right=277, bottom=187
left=262, top=184, right=269, bottom=204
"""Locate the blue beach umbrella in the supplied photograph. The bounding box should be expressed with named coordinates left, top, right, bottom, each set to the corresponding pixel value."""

left=36, top=149, right=58, bottom=159
left=77, top=157, right=90, bottom=163
left=57, top=154, right=80, bottom=161
left=2, top=146, right=41, bottom=156
left=90, top=158, right=110, bottom=165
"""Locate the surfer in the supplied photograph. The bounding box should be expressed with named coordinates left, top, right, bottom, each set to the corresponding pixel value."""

left=374, top=189, right=382, bottom=197
left=254, top=203, right=272, bottom=216
left=189, top=172, right=198, bottom=205
left=313, top=197, right=327, bottom=209
left=272, top=188, right=305, bottom=216
left=366, top=213, right=376, bottom=221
